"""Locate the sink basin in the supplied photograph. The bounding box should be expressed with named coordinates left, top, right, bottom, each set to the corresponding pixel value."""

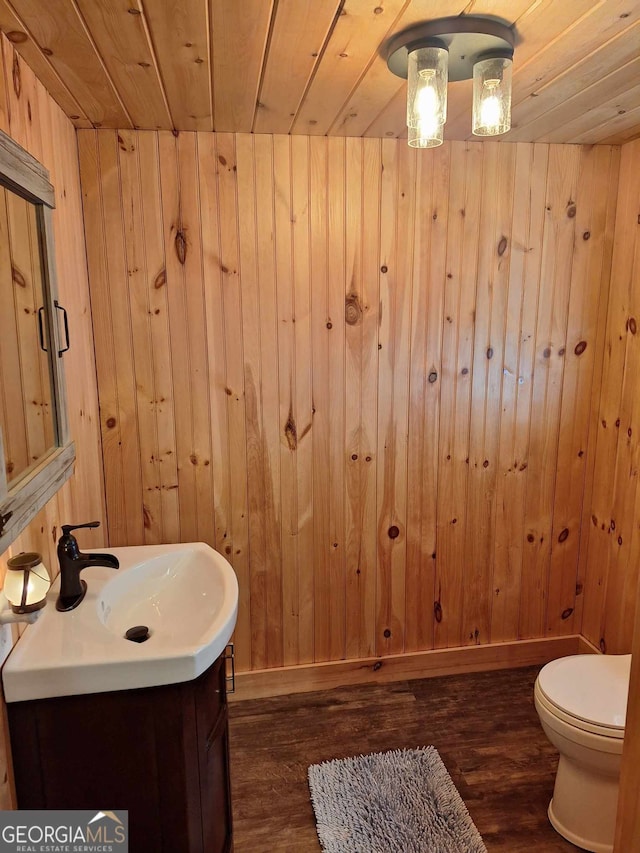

left=3, top=542, right=238, bottom=703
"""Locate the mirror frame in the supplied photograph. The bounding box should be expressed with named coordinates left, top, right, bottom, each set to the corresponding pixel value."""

left=0, top=129, right=74, bottom=554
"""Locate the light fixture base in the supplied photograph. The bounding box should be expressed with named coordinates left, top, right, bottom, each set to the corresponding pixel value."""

left=386, top=15, right=514, bottom=83
left=0, top=591, right=43, bottom=624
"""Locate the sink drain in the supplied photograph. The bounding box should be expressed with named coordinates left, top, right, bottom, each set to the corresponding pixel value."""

left=125, top=625, right=150, bottom=643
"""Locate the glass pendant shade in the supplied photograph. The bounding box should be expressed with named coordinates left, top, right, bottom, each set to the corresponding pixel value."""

left=406, top=45, right=448, bottom=135
left=408, top=120, right=444, bottom=149
left=472, top=55, right=512, bottom=136
left=5, top=552, right=50, bottom=613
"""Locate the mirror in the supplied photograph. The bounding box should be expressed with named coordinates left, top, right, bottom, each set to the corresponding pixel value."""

left=0, top=130, right=74, bottom=554
left=0, top=187, right=56, bottom=485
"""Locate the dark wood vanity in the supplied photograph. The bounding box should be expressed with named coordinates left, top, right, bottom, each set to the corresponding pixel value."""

left=6, top=653, right=232, bottom=853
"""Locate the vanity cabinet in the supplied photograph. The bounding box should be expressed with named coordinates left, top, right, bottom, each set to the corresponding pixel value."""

left=6, top=653, right=233, bottom=853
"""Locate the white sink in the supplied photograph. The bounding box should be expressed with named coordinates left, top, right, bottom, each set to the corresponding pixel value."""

left=2, top=543, right=238, bottom=703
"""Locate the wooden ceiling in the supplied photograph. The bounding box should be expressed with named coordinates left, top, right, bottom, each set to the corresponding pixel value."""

left=0, top=0, right=638, bottom=144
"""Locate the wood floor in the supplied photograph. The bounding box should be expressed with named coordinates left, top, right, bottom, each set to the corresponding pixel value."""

left=228, top=666, right=582, bottom=852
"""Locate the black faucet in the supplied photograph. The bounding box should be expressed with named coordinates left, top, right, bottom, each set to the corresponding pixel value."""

left=56, top=521, right=119, bottom=612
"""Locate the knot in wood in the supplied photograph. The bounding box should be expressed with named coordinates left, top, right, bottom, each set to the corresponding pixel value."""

left=561, top=607, right=574, bottom=620
left=175, top=229, right=187, bottom=265
left=574, top=340, right=587, bottom=356
left=628, top=317, right=637, bottom=335
left=388, top=525, right=400, bottom=539
left=433, top=601, right=443, bottom=623
left=284, top=413, right=297, bottom=450
left=345, top=293, right=362, bottom=325
left=11, top=266, right=26, bottom=288
left=6, top=31, right=27, bottom=43
left=428, top=371, right=438, bottom=383
left=558, top=528, right=569, bottom=543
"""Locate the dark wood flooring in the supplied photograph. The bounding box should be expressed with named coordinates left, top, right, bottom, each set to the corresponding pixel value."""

left=228, top=666, right=582, bottom=852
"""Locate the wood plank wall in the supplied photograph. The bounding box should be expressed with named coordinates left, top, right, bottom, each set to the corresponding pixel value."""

left=0, top=36, right=106, bottom=807
left=78, top=130, right=619, bottom=674
left=582, top=138, right=640, bottom=655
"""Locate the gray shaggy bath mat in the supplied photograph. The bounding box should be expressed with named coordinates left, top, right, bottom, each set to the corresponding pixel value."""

left=308, top=746, right=486, bottom=853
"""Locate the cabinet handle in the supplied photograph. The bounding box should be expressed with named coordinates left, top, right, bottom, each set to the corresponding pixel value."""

left=224, top=643, right=235, bottom=694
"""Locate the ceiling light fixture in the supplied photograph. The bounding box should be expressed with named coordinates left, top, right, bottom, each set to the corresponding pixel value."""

left=385, top=16, right=515, bottom=148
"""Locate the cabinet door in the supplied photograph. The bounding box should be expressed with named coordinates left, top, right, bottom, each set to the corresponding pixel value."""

left=195, top=658, right=233, bottom=853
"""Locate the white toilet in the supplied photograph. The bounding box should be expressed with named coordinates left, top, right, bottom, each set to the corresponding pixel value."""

left=534, top=654, right=631, bottom=853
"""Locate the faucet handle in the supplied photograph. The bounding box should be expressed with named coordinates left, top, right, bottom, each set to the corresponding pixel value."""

left=61, top=521, right=101, bottom=536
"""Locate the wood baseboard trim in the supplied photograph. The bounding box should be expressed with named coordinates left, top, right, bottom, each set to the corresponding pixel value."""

left=578, top=635, right=602, bottom=655
left=230, top=635, right=582, bottom=702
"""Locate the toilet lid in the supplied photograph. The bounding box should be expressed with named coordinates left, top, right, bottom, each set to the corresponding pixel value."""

left=537, top=654, right=631, bottom=730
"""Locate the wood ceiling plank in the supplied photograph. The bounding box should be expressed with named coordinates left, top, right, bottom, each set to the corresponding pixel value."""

left=362, top=83, right=406, bottom=139
left=507, top=53, right=640, bottom=144
left=0, top=6, right=90, bottom=126
left=599, top=123, right=640, bottom=146
left=496, top=4, right=640, bottom=142
left=1, top=0, right=637, bottom=142
left=444, top=0, right=616, bottom=139
left=8, top=0, right=130, bottom=127
left=512, top=0, right=640, bottom=107
left=445, top=0, right=620, bottom=139
left=143, top=0, right=212, bottom=131
left=339, top=0, right=534, bottom=139
left=291, top=0, right=409, bottom=137
left=562, top=88, right=640, bottom=145
left=210, top=0, right=274, bottom=132
left=365, top=0, right=534, bottom=139
left=254, top=0, right=342, bottom=134
left=329, top=0, right=471, bottom=138
left=74, top=0, right=172, bottom=129
left=362, top=0, right=640, bottom=145
left=508, top=22, right=640, bottom=139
